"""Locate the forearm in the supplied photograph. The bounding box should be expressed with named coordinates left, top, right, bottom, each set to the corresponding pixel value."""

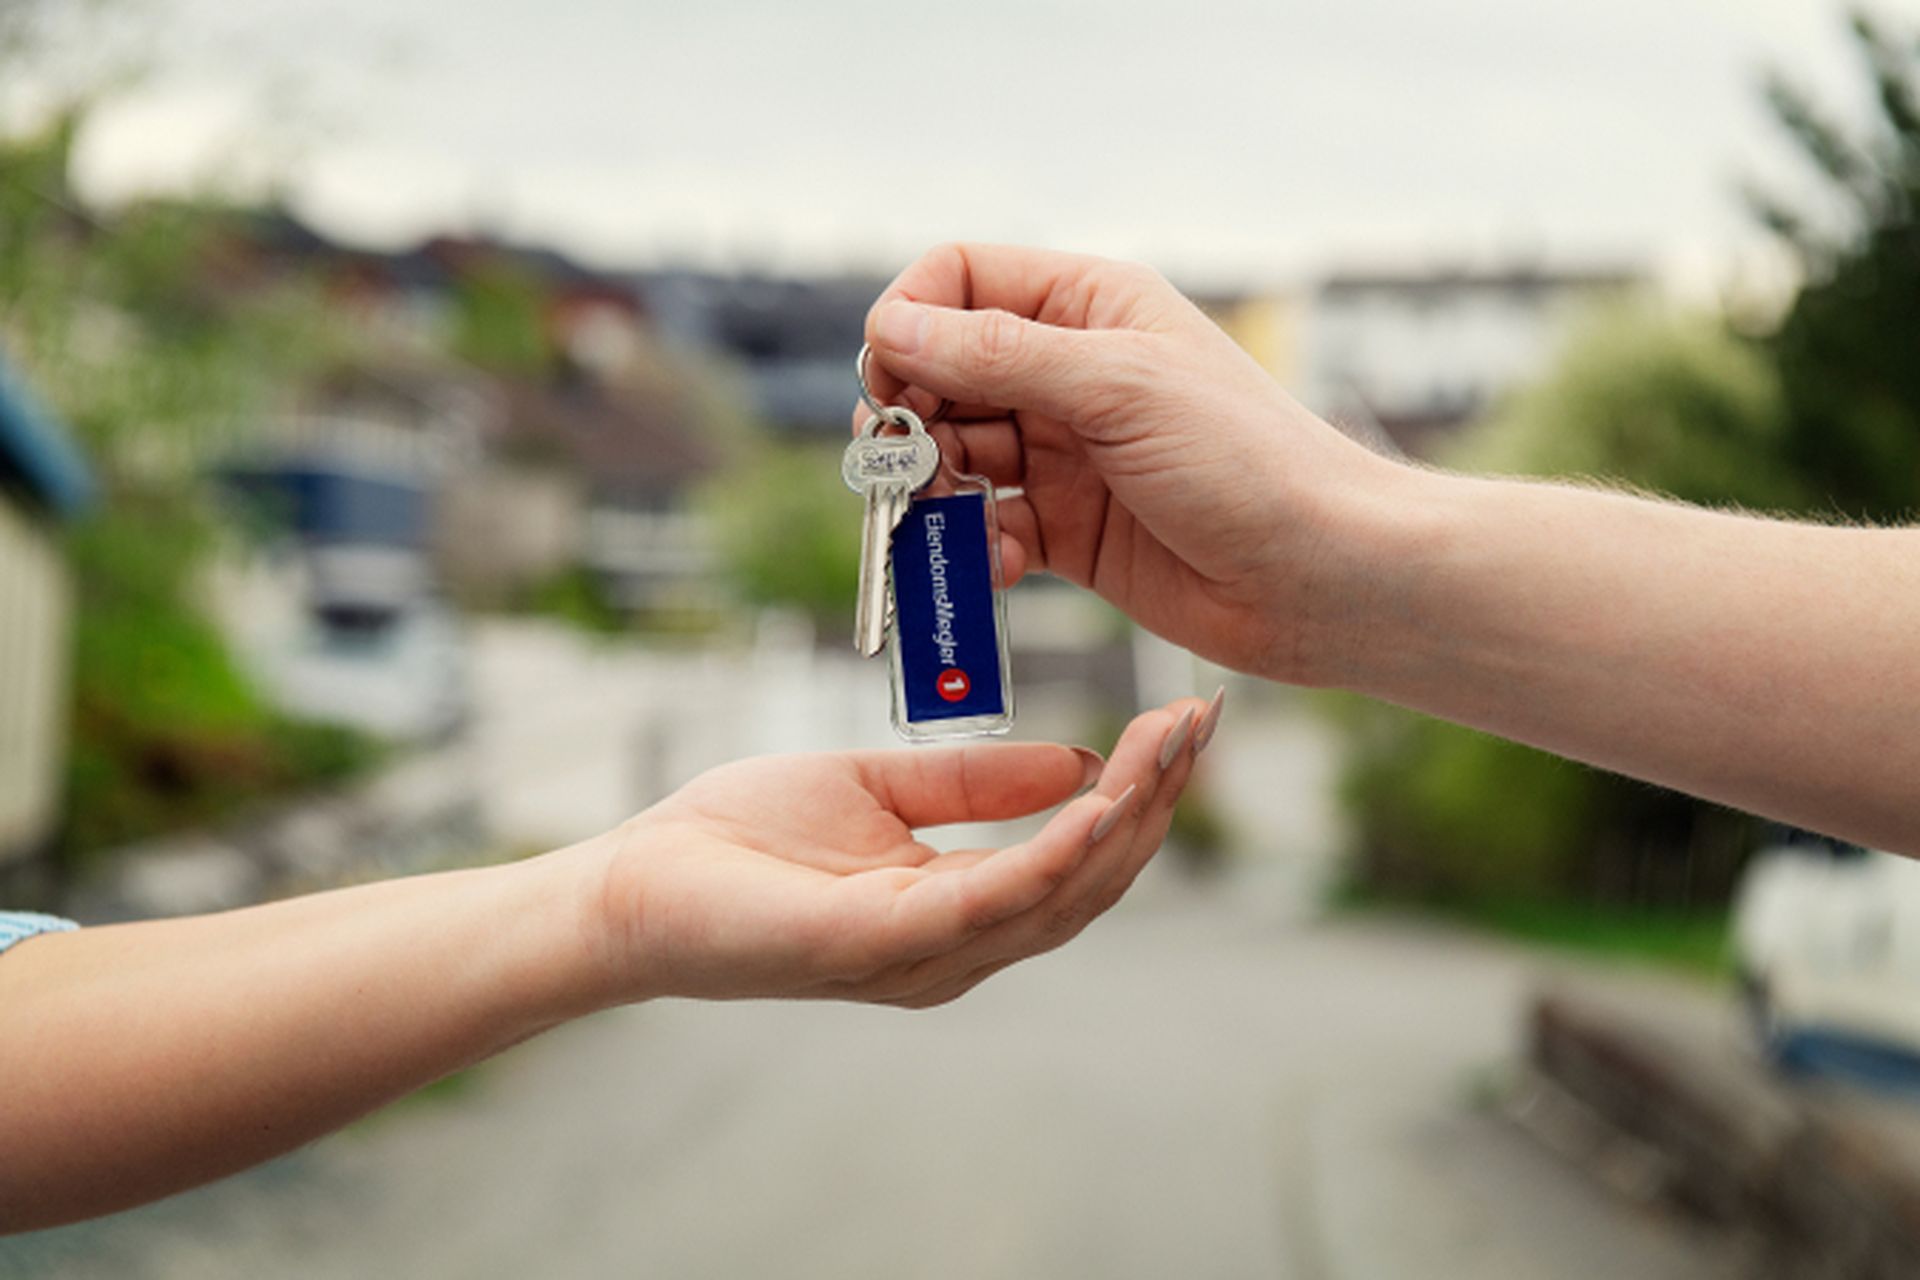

left=0, top=842, right=615, bottom=1232
left=1326, top=469, right=1920, bottom=853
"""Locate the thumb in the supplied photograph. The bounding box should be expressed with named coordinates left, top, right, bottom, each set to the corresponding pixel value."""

left=869, top=299, right=1115, bottom=421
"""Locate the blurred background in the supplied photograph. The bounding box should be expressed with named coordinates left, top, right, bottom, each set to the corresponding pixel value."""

left=5, top=1, right=1920, bottom=1276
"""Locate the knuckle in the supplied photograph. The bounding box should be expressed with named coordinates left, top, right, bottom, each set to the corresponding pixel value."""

left=1076, top=334, right=1156, bottom=436
left=1112, top=259, right=1167, bottom=295
left=967, top=309, right=1028, bottom=380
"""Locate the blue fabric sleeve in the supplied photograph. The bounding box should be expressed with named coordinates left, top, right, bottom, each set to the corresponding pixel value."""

left=0, top=910, right=76, bottom=955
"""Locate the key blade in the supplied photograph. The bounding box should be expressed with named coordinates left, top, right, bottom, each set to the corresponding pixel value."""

left=854, top=484, right=907, bottom=656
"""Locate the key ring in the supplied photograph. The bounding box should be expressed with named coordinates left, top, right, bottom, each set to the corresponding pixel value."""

left=858, top=344, right=948, bottom=426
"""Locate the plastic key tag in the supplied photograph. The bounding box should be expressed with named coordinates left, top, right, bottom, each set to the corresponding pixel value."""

left=886, top=468, right=1015, bottom=741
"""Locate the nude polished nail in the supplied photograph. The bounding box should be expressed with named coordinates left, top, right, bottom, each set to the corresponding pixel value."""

left=1193, top=686, right=1227, bottom=755
left=1070, top=747, right=1105, bottom=794
left=1159, top=708, right=1197, bottom=770
left=1090, top=784, right=1137, bottom=843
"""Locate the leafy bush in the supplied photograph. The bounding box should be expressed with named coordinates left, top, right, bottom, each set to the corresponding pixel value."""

left=1466, top=305, right=1801, bottom=512
left=59, top=502, right=382, bottom=861
left=702, top=443, right=859, bottom=629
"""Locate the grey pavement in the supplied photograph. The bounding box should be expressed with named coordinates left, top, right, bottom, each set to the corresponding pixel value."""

left=10, top=882, right=1738, bottom=1280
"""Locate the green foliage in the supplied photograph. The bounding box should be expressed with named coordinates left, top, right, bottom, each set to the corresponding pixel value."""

left=451, top=262, right=552, bottom=377
left=1334, top=706, right=1596, bottom=900
left=702, top=443, right=859, bottom=627
left=524, top=565, right=627, bottom=636
left=1464, top=304, right=1801, bottom=512
left=1751, top=9, right=1920, bottom=519
left=1338, top=891, right=1731, bottom=978
left=61, top=503, right=382, bottom=859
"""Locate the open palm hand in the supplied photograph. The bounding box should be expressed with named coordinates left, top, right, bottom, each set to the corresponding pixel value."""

left=593, top=699, right=1211, bottom=1007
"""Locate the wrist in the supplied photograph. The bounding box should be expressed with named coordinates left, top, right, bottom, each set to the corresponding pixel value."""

left=502, top=831, right=639, bottom=1024
left=1280, top=448, right=1469, bottom=692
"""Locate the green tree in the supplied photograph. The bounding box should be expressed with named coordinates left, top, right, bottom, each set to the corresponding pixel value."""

left=1748, top=9, right=1920, bottom=518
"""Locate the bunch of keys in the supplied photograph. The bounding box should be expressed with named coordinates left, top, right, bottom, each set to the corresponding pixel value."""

left=844, top=345, right=1014, bottom=741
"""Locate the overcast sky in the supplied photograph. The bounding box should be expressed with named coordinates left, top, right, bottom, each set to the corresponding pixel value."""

left=46, top=0, right=1901, bottom=290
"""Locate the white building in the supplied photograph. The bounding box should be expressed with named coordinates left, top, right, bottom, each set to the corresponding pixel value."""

left=1304, top=265, right=1640, bottom=456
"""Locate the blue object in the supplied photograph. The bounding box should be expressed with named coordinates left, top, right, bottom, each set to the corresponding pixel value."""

left=0, top=348, right=93, bottom=517
left=1770, top=1025, right=1920, bottom=1097
left=0, top=911, right=76, bottom=956
left=223, top=462, right=427, bottom=548
left=892, top=492, right=1008, bottom=725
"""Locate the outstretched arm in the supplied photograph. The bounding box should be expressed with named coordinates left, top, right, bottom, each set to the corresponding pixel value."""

left=862, top=241, right=1920, bottom=853
left=0, top=700, right=1210, bottom=1232
left=1338, top=473, right=1920, bottom=856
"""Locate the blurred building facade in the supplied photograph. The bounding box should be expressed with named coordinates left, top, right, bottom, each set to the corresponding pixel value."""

left=1302, top=264, right=1640, bottom=456
left=0, top=352, right=91, bottom=869
left=633, top=270, right=886, bottom=435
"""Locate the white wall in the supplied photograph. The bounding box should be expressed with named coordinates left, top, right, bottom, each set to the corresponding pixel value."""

left=0, top=499, right=71, bottom=863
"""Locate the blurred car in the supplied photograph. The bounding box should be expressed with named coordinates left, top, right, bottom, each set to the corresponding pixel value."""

left=1733, top=838, right=1920, bottom=1082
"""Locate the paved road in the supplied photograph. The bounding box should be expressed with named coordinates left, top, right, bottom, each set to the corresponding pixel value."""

left=10, top=881, right=1736, bottom=1280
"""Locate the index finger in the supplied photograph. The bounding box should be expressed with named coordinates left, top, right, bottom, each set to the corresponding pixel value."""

left=877, top=243, right=1109, bottom=325
left=860, top=243, right=1147, bottom=416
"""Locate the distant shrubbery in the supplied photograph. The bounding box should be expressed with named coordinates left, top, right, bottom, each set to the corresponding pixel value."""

left=60, top=499, right=379, bottom=860
left=703, top=444, right=860, bottom=632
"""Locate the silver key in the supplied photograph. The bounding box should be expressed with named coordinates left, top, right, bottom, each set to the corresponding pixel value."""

left=843, top=407, right=939, bottom=656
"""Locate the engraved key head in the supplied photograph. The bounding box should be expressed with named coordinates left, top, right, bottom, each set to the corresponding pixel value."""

left=843, top=407, right=939, bottom=495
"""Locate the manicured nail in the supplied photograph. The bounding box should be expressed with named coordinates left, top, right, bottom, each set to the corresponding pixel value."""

left=1089, top=783, right=1137, bottom=843
left=875, top=300, right=929, bottom=355
left=1158, top=707, right=1196, bottom=770
left=1193, top=686, right=1227, bottom=755
left=1069, top=747, right=1105, bottom=794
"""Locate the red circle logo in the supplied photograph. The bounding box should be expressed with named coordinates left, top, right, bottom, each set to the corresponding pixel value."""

left=937, top=669, right=971, bottom=702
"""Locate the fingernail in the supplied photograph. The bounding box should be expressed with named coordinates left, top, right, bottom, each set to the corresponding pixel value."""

left=1158, top=707, right=1196, bottom=770
left=1193, top=686, right=1227, bottom=755
left=1089, top=783, right=1137, bottom=844
left=1069, top=747, right=1105, bottom=794
left=875, top=300, right=929, bottom=355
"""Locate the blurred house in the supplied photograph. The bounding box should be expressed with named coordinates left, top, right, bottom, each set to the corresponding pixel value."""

left=207, top=215, right=729, bottom=618
left=1199, top=291, right=1308, bottom=388
left=1303, top=264, right=1641, bottom=457
left=0, top=351, right=92, bottom=870
left=217, top=368, right=486, bottom=741
left=633, top=270, right=886, bottom=434
left=488, top=377, right=722, bottom=614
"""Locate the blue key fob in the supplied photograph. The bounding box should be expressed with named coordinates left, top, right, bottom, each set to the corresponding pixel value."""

left=887, top=483, right=1015, bottom=741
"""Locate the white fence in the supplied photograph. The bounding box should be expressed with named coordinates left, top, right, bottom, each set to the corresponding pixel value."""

left=0, top=498, right=69, bottom=863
